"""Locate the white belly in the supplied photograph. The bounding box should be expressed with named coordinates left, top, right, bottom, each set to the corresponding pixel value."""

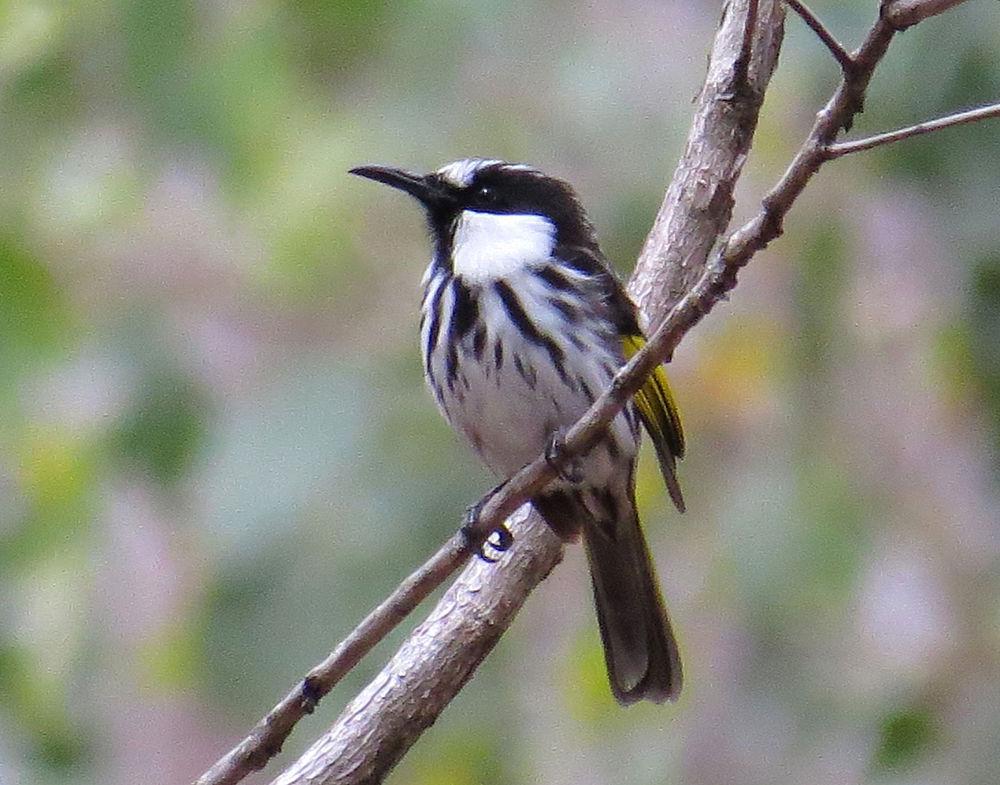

left=422, top=266, right=638, bottom=485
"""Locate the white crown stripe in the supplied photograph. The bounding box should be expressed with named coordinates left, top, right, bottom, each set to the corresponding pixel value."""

left=435, top=158, right=538, bottom=187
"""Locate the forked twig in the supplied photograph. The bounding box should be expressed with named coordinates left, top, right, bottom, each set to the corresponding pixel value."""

left=196, top=1, right=997, bottom=784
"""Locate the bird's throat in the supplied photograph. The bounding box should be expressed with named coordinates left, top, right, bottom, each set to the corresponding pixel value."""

left=450, top=210, right=556, bottom=283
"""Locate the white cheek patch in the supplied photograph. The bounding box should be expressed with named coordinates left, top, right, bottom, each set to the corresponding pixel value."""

left=451, top=210, right=556, bottom=283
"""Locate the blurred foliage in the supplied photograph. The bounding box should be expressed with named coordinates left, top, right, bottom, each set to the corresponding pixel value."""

left=109, top=368, right=209, bottom=485
left=1, top=1, right=999, bottom=785
left=0, top=233, right=73, bottom=388
left=968, top=255, right=1000, bottom=466
left=872, top=704, right=938, bottom=773
left=0, top=642, right=93, bottom=774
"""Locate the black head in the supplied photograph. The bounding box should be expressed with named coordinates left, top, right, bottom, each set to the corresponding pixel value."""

left=350, top=158, right=599, bottom=251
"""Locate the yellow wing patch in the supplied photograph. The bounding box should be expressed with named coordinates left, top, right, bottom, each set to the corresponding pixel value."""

left=622, top=334, right=686, bottom=512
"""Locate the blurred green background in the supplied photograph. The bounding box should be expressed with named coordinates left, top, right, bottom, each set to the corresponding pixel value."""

left=2, top=1, right=999, bottom=783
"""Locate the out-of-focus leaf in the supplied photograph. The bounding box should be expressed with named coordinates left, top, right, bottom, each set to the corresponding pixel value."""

left=793, top=222, right=848, bottom=383
left=121, top=0, right=196, bottom=126
left=0, top=644, right=92, bottom=774
left=109, top=370, right=209, bottom=485
left=6, top=53, right=79, bottom=123
left=136, top=618, right=204, bottom=690
left=933, top=322, right=979, bottom=407
left=563, top=630, right=617, bottom=724
left=968, top=255, right=1000, bottom=466
left=944, top=44, right=1000, bottom=111
left=280, top=0, right=395, bottom=74
left=0, top=234, right=73, bottom=382
left=2, top=430, right=94, bottom=568
left=873, top=706, right=938, bottom=772
left=792, top=457, right=864, bottom=596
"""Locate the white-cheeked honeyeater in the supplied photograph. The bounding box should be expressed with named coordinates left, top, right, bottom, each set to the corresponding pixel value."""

left=351, top=159, right=685, bottom=705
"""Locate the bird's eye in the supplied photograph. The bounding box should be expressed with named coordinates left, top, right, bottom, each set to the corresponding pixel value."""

left=476, top=186, right=497, bottom=204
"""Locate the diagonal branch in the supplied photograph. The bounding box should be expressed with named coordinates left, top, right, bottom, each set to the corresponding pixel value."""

left=194, top=536, right=470, bottom=785
left=195, top=1, right=997, bottom=784
left=719, top=11, right=898, bottom=268
left=824, top=100, right=1000, bottom=157
left=265, top=3, right=785, bottom=785
left=629, top=0, right=785, bottom=324
left=783, top=0, right=855, bottom=73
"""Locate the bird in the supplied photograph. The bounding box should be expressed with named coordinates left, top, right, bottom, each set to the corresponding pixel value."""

left=350, top=158, right=686, bottom=704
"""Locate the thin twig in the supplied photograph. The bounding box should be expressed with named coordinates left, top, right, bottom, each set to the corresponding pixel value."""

left=720, top=12, right=897, bottom=267
left=210, top=107, right=804, bottom=774
left=263, top=3, right=786, bottom=785
left=784, top=0, right=855, bottom=73
left=824, top=101, right=1000, bottom=158
left=196, top=1, right=998, bottom=784
left=194, top=537, right=469, bottom=785
left=630, top=0, right=785, bottom=323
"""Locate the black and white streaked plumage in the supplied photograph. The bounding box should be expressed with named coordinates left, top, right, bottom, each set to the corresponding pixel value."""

left=351, top=158, right=686, bottom=704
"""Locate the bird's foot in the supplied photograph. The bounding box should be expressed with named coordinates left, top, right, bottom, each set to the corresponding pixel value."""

left=461, top=483, right=514, bottom=562
left=545, top=430, right=584, bottom=484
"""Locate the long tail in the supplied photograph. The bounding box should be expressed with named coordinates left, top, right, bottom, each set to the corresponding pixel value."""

left=582, top=500, right=682, bottom=704
left=534, top=490, right=682, bottom=704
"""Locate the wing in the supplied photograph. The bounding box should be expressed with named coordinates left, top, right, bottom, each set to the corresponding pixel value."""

left=622, top=333, right=686, bottom=513
left=556, top=245, right=686, bottom=513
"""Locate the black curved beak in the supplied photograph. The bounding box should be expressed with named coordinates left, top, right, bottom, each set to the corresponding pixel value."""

left=349, top=165, right=451, bottom=210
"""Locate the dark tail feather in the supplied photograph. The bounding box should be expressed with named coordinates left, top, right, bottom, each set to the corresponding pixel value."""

left=582, top=504, right=682, bottom=704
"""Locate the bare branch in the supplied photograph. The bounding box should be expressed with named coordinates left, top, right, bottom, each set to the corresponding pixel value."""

left=883, top=0, right=972, bottom=30
left=196, top=1, right=992, bottom=784
left=719, top=13, right=897, bottom=271
left=629, top=0, right=785, bottom=325
left=732, top=0, right=762, bottom=89
left=259, top=3, right=786, bottom=785
left=199, top=196, right=767, bottom=784
left=270, top=508, right=561, bottom=785
left=824, top=101, right=1000, bottom=158
left=784, top=0, right=855, bottom=73
left=195, top=537, right=470, bottom=785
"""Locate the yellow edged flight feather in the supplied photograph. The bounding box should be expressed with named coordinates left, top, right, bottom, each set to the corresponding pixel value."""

left=621, top=334, right=685, bottom=513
